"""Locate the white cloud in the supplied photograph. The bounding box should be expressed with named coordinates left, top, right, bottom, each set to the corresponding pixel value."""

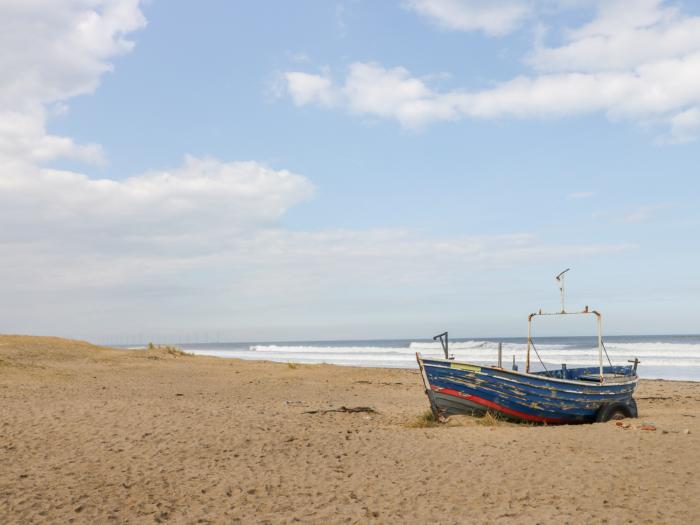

left=284, top=55, right=700, bottom=128
left=0, top=1, right=317, bottom=318
left=1, top=221, right=633, bottom=295
left=0, top=1, right=637, bottom=337
left=0, top=156, right=314, bottom=243
left=285, top=71, right=338, bottom=107
left=285, top=0, right=700, bottom=140
left=0, top=0, right=146, bottom=165
left=0, top=110, right=105, bottom=167
left=404, top=0, right=533, bottom=36
left=1, top=217, right=634, bottom=338
left=529, top=0, right=700, bottom=72
left=343, top=63, right=448, bottom=122
left=0, top=0, right=146, bottom=110
left=0, top=155, right=315, bottom=295
left=285, top=62, right=455, bottom=128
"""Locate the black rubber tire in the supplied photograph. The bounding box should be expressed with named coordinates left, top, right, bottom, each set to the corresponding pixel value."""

left=596, top=402, right=633, bottom=423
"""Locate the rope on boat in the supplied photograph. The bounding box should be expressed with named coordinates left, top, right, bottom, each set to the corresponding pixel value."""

left=530, top=340, right=549, bottom=374
left=601, top=339, right=614, bottom=369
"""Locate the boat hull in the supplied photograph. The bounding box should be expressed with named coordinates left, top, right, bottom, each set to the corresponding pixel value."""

left=417, top=356, right=638, bottom=424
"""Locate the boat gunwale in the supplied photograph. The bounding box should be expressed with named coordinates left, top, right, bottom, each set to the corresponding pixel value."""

left=428, top=369, right=635, bottom=404
left=417, top=353, right=638, bottom=388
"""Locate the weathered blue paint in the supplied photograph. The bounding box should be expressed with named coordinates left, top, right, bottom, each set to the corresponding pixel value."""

left=417, top=356, right=638, bottom=424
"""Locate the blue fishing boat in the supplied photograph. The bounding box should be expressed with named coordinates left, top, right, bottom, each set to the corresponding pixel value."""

left=416, top=270, right=640, bottom=424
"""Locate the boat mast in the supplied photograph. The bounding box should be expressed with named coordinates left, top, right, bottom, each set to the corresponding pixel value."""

left=526, top=314, right=532, bottom=373
left=597, top=311, right=603, bottom=381
left=527, top=269, right=606, bottom=382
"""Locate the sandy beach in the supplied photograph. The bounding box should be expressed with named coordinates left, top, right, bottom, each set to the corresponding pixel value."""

left=1, top=335, right=699, bottom=524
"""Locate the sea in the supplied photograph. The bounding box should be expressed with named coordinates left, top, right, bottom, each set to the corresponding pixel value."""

left=170, top=334, right=700, bottom=381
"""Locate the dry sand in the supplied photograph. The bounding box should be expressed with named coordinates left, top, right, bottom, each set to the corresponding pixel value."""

left=1, top=335, right=699, bottom=524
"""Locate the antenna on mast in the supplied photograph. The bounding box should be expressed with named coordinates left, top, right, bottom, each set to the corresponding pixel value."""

left=555, top=268, right=570, bottom=313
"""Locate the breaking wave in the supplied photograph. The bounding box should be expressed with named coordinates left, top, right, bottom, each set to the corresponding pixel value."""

left=180, top=337, right=700, bottom=380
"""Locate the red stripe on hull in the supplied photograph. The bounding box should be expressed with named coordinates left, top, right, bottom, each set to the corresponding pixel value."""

left=432, top=386, right=568, bottom=424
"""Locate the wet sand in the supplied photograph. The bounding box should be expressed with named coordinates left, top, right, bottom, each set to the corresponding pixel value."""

left=1, top=335, right=699, bottom=524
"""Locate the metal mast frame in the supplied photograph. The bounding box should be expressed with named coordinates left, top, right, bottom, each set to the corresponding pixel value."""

left=526, top=269, right=604, bottom=382
left=526, top=307, right=604, bottom=381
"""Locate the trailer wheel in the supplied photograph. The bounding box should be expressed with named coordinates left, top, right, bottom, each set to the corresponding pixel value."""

left=596, top=402, right=633, bottom=423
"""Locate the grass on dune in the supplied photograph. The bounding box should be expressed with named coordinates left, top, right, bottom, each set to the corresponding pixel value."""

left=146, top=342, right=191, bottom=357
left=406, top=408, right=519, bottom=428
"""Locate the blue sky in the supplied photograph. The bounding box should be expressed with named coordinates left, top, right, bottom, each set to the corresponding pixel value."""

left=1, top=1, right=699, bottom=342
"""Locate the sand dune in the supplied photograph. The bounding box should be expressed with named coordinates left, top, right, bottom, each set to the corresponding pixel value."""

left=1, top=335, right=699, bottom=523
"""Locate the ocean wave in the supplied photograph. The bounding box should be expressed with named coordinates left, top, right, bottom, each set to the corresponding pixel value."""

left=189, top=347, right=700, bottom=369
left=243, top=343, right=700, bottom=366
left=250, top=341, right=700, bottom=358
left=180, top=337, right=700, bottom=380
left=249, top=345, right=419, bottom=354
left=604, top=342, right=700, bottom=353
left=250, top=342, right=544, bottom=355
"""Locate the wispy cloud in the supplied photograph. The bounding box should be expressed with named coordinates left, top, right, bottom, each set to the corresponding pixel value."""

left=593, top=203, right=672, bottom=223
left=568, top=192, right=594, bottom=200
left=621, top=203, right=672, bottom=223
left=286, top=51, right=311, bottom=64
left=403, top=0, right=533, bottom=36
left=668, top=107, right=700, bottom=144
